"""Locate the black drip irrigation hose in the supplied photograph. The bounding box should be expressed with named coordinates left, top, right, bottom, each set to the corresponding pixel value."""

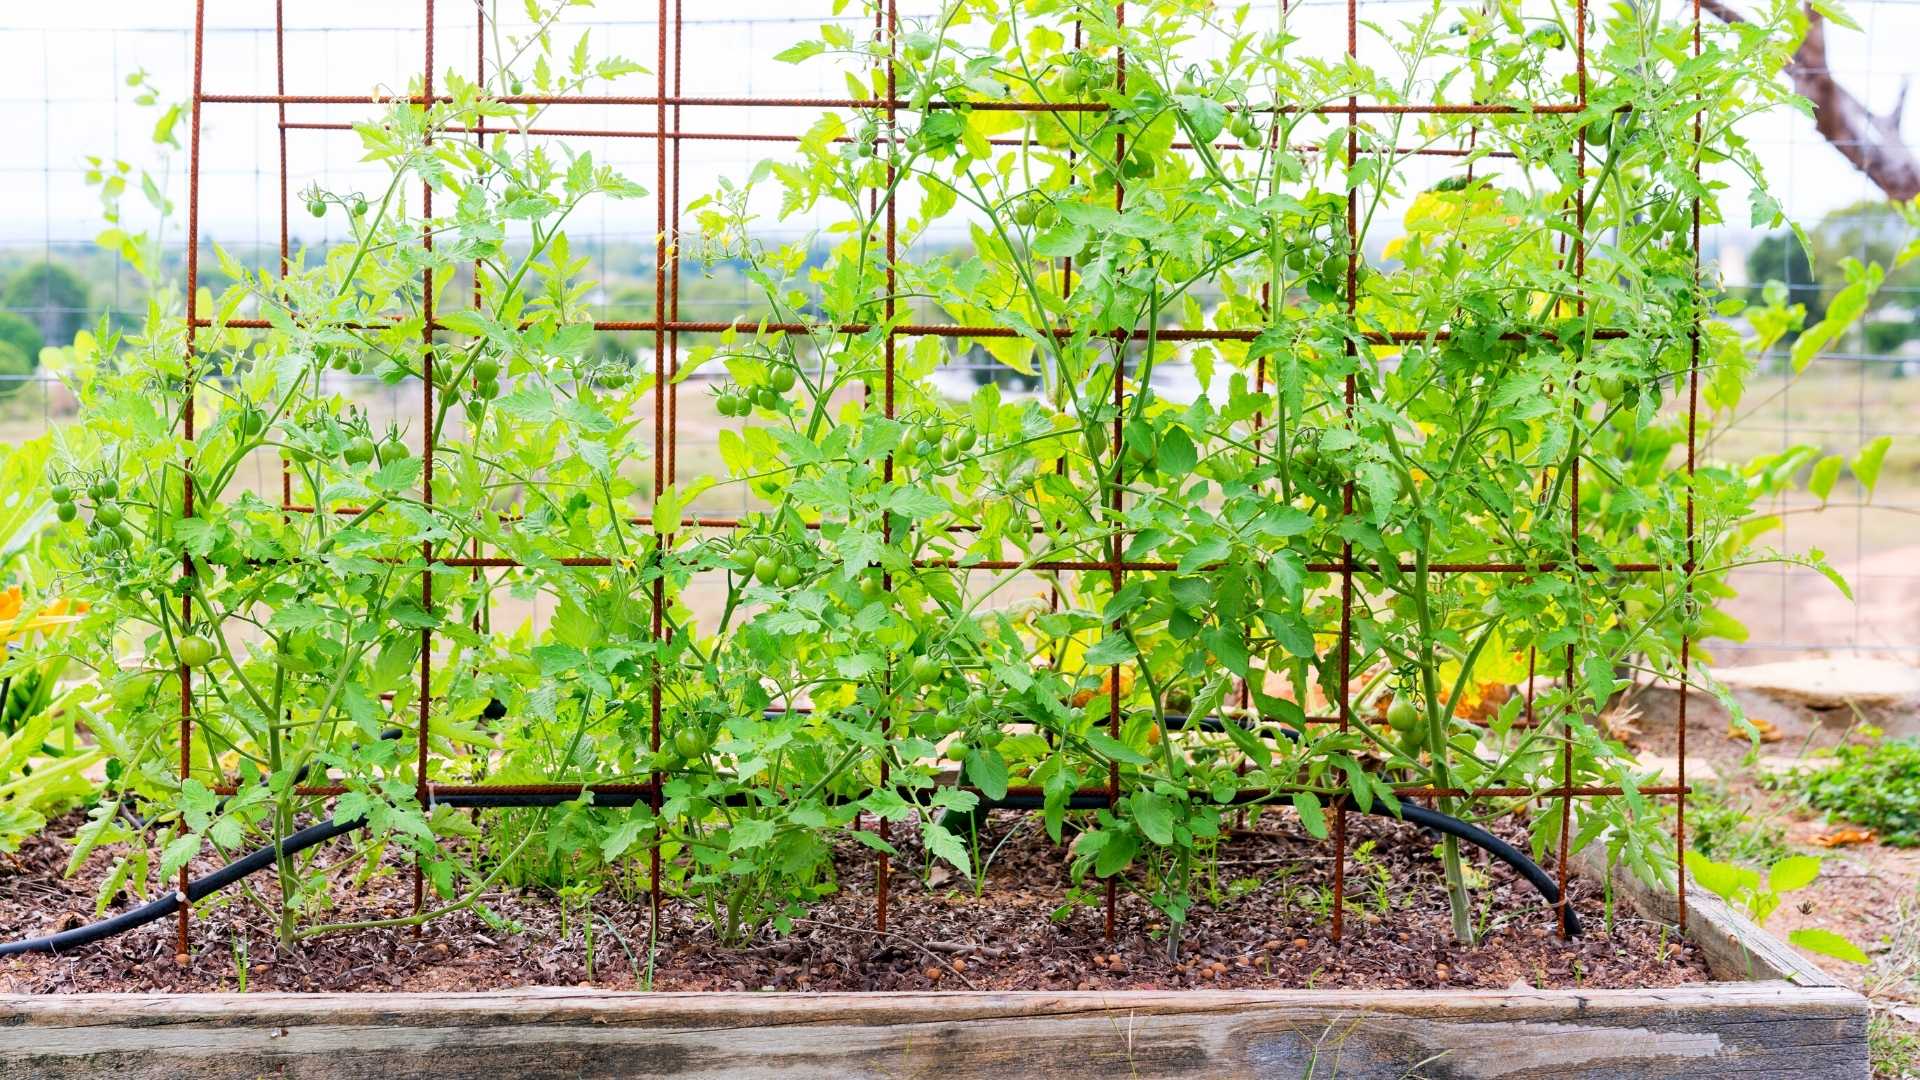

left=0, top=816, right=364, bottom=957
left=0, top=708, right=1577, bottom=956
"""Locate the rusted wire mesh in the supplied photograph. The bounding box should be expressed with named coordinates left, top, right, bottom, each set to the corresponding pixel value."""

left=173, top=0, right=1701, bottom=956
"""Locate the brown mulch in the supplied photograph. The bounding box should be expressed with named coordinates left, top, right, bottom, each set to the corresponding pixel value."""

left=0, top=808, right=1707, bottom=993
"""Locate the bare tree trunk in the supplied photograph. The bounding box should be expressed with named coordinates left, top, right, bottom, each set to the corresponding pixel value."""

left=1704, top=0, right=1919, bottom=201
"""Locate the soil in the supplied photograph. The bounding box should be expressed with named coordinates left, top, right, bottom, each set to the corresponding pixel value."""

left=0, top=807, right=1706, bottom=994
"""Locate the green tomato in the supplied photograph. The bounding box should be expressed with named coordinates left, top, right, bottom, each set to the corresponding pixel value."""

left=90, top=479, right=118, bottom=501
left=859, top=572, right=884, bottom=600
left=176, top=634, right=217, bottom=669
left=474, top=357, right=501, bottom=382
left=752, top=385, right=779, bottom=409
left=775, top=563, right=802, bottom=589
left=475, top=377, right=500, bottom=400
left=1087, top=423, right=1109, bottom=461
left=344, top=436, right=377, bottom=466
left=308, top=198, right=327, bottom=219
left=377, top=438, right=409, bottom=466
left=954, top=428, right=978, bottom=452
left=509, top=78, right=525, bottom=96
left=752, top=555, right=780, bottom=585
left=1061, top=68, right=1086, bottom=95
left=55, top=502, right=77, bottom=523
left=49, top=483, right=71, bottom=503
left=672, top=728, right=710, bottom=758
left=1011, top=199, right=1038, bottom=227
left=767, top=366, right=797, bottom=393
left=1386, top=698, right=1421, bottom=733
left=350, top=195, right=369, bottom=217
left=239, top=408, right=266, bottom=437
left=909, top=655, right=942, bottom=687
left=95, top=505, right=123, bottom=528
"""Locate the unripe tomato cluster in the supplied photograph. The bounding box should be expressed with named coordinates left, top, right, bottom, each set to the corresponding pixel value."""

left=1385, top=696, right=1426, bottom=753
left=733, top=532, right=806, bottom=590
left=430, top=351, right=510, bottom=420
left=1227, top=111, right=1263, bottom=150
left=904, top=415, right=977, bottom=466
left=713, top=363, right=798, bottom=417
left=1057, top=56, right=1117, bottom=96
left=316, top=344, right=367, bottom=376
left=1008, top=194, right=1059, bottom=229
left=304, top=188, right=369, bottom=221
left=279, top=410, right=410, bottom=476
left=52, top=471, right=135, bottom=557
left=1286, top=426, right=1343, bottom=501
left=456, top=355, right=505, bottom=421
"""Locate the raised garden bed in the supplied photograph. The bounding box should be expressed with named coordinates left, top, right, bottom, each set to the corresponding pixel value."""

left=0, top=0, right=1876, bottom=1073
left=0, top=813, right=1869, bottom=1078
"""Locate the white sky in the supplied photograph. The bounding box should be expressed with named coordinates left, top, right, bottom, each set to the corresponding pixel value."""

left=0, top=0, right=1913, bottom=271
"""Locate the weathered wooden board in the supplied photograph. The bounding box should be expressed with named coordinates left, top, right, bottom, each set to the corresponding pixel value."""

left=0, top=984, right=1868, bottom=1079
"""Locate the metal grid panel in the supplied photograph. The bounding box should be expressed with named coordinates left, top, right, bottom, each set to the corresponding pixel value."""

left=164, top=0, right=1702, bottom=955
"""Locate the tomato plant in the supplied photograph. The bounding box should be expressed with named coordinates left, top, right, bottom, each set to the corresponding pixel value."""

left=22, top=0, right=1891, bottom=957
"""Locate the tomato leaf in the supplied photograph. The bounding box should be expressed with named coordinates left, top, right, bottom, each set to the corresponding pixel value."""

left=1788, top=927, right=1868, bottom=965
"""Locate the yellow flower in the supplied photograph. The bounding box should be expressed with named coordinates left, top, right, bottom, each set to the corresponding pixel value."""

left=0, top=587, right=89, bottom=641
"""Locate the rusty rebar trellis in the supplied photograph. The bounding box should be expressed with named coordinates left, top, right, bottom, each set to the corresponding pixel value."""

left=173, top=0, right=1701, bottom=957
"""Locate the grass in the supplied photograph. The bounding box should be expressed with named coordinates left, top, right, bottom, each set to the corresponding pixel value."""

left=1870, top=1011, right=1920, bottom=1080
left=1796, top=738, right=1920, bottom=847
left=1684, top=778, right=1795, bottom=868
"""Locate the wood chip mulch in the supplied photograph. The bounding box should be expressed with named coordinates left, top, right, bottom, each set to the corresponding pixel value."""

left=0, top=808, right=1708, bottom=993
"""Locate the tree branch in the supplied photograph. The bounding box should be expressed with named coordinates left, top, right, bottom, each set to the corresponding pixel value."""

left=1705, top=0, right=1920, bottom=201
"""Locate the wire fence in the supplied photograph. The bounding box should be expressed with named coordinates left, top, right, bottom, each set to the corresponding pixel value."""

left=1, top=2, right=1917, bottom=663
